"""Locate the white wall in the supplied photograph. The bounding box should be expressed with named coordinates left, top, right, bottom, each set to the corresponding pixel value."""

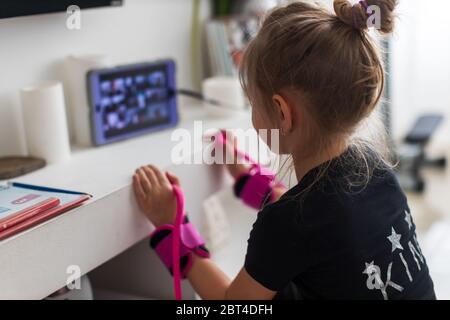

left=0, top=0, right=209, bottom=157
left=2, top=0, right=448, bottom=157
left=391, top=0, right=450, bottom=141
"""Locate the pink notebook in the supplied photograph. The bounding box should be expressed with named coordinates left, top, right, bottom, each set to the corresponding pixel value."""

left=0, top=182, right=91, bottom=241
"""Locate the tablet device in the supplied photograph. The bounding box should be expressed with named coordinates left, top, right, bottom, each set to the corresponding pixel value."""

left=87, top=60, right=178, bottom=146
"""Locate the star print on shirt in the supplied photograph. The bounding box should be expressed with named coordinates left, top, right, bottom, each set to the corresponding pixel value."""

left=387, top=227, right=404, bottom=253
left=404, top=210, right=413, bottom=230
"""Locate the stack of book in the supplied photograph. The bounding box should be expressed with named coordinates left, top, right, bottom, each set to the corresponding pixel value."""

left=205, top=16, right=260, bottom=76
left=0, top=182, right=90, bottom=241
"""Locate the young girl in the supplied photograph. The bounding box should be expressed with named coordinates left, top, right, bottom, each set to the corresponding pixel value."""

left=133, top=0, right=436, bottom=300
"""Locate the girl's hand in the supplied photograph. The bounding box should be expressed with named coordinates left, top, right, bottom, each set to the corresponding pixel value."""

left=133, top=165, right=180, bottom=228
left=219, top=131, right=287, bottom=201
left=218, top=130, right=250, bottom=179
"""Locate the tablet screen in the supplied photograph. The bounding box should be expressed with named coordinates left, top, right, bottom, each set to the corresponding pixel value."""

left=88, top=60, right=178, bottom=145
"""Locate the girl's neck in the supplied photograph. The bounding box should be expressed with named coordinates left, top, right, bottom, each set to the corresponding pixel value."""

left=292, top=140, right=349, bottom=182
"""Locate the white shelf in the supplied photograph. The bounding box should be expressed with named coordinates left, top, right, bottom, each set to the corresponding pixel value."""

left=0, top=105, right=252, bottom=299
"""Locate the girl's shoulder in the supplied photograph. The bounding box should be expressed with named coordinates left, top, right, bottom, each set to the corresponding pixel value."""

left=280, top=145, right=401, bottom=202
left=265, top=151, right=406, bottom=227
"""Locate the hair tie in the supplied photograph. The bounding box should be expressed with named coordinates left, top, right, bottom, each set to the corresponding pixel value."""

left=352, top=0, right=370, bottom=30
left=360, top=0, right=369, bottom=12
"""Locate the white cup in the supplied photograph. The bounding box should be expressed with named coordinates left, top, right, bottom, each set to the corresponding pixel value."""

left=20, top=81, right=71, bottom=164
left=202, top=77, right=247, bottom=117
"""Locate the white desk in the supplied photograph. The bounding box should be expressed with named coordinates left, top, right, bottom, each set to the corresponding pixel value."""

left=0, top=105, right=253, bottom=299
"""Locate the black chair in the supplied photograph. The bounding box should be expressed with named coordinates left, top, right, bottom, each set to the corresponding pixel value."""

left=397, top=114, right=446, bottom=193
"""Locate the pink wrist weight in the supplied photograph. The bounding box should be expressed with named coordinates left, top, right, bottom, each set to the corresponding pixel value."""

left=150, top=217, right=209, bottom=278
left=234, top=164, right=284, bottom=210
left=215, top=131, right=285, bottom=210
left=149, top=185, right=209, bottom=300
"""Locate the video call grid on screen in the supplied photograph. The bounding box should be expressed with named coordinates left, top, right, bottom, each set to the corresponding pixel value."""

left=89, top=61, right=178, bottom=145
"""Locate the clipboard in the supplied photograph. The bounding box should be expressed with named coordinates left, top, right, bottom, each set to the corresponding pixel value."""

left=0, top=182, right=92, bottom=241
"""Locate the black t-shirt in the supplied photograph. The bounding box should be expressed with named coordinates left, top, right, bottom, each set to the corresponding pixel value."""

left=244, top=149, right=436, bottom=300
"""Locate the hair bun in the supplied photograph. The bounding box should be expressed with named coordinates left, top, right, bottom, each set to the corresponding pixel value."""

left=333, top=0, right=397, bottom=34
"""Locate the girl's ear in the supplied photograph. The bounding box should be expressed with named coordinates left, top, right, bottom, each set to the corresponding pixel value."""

left=272, top=94, right=293, bottom=135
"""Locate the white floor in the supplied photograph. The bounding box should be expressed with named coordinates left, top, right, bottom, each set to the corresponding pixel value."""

left=421, top=221, right=450, bottom=299
left=408, top=166, right=450, bottom=300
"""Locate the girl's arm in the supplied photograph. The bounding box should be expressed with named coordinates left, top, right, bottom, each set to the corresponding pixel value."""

left=227, top=162, right=287, bottom=203
left=223, top=133, right=287, bottom=203
left=188, top=257, right=276, bottom=300
left=133, top=165, right=276, bottom=300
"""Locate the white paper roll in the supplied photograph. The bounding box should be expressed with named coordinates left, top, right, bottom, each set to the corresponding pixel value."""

left=64, top=54, right=111, bottom=146
left=202, top=77, right=246, bottom=117
left=20, top=81, right=71, bottom=164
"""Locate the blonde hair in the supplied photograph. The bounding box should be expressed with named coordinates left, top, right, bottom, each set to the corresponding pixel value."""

left=240, top=0, right=398, bottom=194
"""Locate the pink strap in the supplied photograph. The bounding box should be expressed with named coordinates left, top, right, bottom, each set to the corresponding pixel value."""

left=216, top=130, right=256, bottom=164
left=172, top=185, right=184, bottom=300
left=151, top=185, right=210, bottom=300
